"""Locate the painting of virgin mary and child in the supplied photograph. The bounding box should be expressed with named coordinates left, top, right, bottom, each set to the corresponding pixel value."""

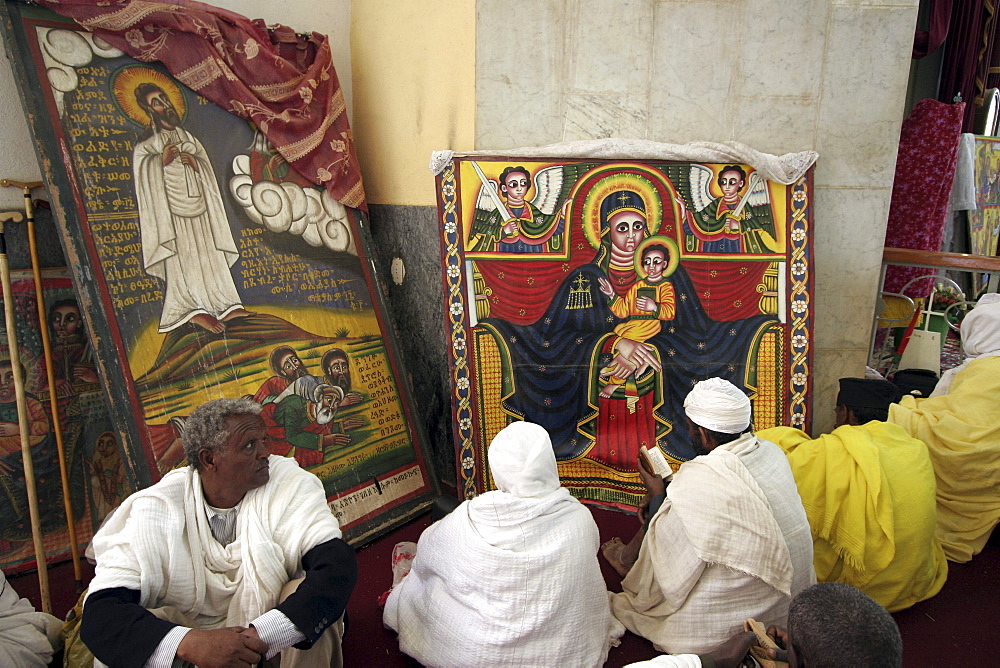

left=449, top=160, right=804, bottom=499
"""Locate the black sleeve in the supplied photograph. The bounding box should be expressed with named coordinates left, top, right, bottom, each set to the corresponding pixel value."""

left=276, top=537, right=358, bottom=648
left=81, top=587, right=178, bottom=668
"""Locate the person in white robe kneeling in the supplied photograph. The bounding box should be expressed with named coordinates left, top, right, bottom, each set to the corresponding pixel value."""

left=383, top=421, right=624, bottom=667
left=0, top=570, right=60, bottom=667
left=81, top=397, right=357, bottom=667
left=605, top=378, right=815, bottom=655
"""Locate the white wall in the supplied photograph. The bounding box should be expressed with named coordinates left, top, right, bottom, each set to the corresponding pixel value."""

left=0, top=0, right=352, bottom=211
left=476, top=0, right=920, bottom=434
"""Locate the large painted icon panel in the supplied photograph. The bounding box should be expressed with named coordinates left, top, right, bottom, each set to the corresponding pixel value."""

left=0, top=268, right=129, bottom=572
left=969, top=137, right=1000, bottom=258
left=2, top=4, right=437, bottom=544
left=438, top=157, right=814, bottom=510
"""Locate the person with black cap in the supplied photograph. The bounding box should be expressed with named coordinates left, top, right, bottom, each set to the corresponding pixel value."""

left=758, top=377, right=948, bottom=612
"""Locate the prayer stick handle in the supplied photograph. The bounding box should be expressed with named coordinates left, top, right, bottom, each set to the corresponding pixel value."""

left=0, top=179, right=44, bottom=190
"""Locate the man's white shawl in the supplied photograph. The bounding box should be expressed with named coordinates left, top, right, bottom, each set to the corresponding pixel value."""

left=384, top=422, right=624, bottom=667
left=88, top=455, right=341, bottom=628
left=610, top=434, right=814, bottom=654
left=0, top=572, right=60, bottom=667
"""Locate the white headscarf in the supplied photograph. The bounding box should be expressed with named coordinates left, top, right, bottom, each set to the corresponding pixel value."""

left=488, top=421, right=560, bottom=498
left=683, top=378, right=751, bottom=434
left=932, top=293, right=1000, bottom=396
left=960, top=293, right=1000, bottom=358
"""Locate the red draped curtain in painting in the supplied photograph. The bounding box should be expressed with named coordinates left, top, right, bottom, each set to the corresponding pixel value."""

left=38, top=0, right=366, bottom=210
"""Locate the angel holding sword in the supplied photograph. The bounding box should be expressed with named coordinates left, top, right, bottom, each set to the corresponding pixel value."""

left=678, top=164, right=778, bottom=254
left=468, top=164, right=572, bottom=253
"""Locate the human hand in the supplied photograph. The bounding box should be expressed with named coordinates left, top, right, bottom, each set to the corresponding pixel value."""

left=178, top=152, right=200, bottom=173
left=597, top=277, right=614, bottom=298
left=763, top=625, right=791, bottom=662
left=637, top=453, right=665, bottom=496
left=176, top=627, right=267, bottom=667
left=0, top=422, right=18, bottom=437
left=341, top=417, right=364, bottom=430
left=322, top=433, right=352, bottom=448
left=616, top=339, right=662, bottom=373
left=701, top=630, right=756, bottom=668
left=636, top=296, right=657, bottom=312
left=502, top=219, right=518, bottom=236
left=340, top=392, right=363, bottom=407
left=72, top=365, right=99, bottom=383
left=636, top=492, right=652, bottom=525
left=162, top=143, right=180, bottom=166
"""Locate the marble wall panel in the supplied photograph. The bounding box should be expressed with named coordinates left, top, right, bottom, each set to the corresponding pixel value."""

left=739, top=0, right=829, bottom=99
left=648, top=2, right=740, bottom=142
left=811, top=186, right=891, bottom=351
left=567, top=0, right=654, bottom=95
left=732, top=94, right=819, bottom=156
left=563, top=92, right=650, bottom=140
left=815, top=5, right=917, bottom=188
left=476, top=0, right=567, bottom=149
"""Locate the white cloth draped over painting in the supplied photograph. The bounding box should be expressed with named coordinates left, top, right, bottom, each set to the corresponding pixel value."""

left=88, top=456, right=341, bottom=629
left=384, top=422, right=623, bottom=667
left=430, top=139, right=817, bottom=185
left=931, top=293, right=1000, bottom=397
left=0, top=572, right=60, bottom=667
left=134, top=126, right=243, bottom=332
left=610, top=434, right=815, bottom=654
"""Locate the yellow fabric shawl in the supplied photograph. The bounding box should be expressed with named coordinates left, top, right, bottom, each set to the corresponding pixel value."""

left=759, top=423, right=947, bottom=611
left=889, top=356, right=1000, bottom=562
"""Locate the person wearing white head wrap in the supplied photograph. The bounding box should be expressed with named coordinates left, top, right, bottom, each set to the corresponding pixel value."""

left=930, top=292, right=1000, bottom=397
left=605, top=378, right=814, bottom=655
left=889, top=293, right=1000, bottom=562
left=683, top=377, right=753, bottom=436
left=384, top=421, right=624, bottom=667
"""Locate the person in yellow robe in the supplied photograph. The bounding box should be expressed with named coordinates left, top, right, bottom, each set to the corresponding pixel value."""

left=759, top=378, right=947, bottom=612
left=889, top=293, right=1000, bottom=562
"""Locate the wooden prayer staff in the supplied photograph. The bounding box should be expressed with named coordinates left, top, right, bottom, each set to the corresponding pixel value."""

left=0, top=208, right=50, bottom=613
left=0, top=179, right=83, bottom=592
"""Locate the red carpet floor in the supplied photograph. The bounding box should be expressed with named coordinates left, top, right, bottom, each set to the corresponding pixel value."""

left=8, top=505, right=999, bottom=667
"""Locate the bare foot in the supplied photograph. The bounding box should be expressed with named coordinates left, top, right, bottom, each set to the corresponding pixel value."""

left=600, top=382, right=621, bottom=398
left=190, top=313, right=224, bottom=333
left=222, top=308, right=254, bottom=321
left=601, top=537, right=632, bottom=578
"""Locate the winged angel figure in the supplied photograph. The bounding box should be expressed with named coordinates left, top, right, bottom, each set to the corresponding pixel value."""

left=672, top=163, right=777, bottom=254
left=467, top=164, right=574, bottom=253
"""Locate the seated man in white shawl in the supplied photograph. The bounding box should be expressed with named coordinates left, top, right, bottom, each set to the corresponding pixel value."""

left=81, top=397, right=357, bottom=667
left=0, top=571, right=61, bottom=667
left=383, top=421, right=624, bottom=667
left=606, top=378, right=815, bottom=655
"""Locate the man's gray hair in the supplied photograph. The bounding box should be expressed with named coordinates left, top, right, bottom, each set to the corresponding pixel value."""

left=183, top=397, right=262, bottom=471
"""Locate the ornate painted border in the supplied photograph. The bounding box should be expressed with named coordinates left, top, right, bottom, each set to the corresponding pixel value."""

left=787, top=174, right=812, bottom=430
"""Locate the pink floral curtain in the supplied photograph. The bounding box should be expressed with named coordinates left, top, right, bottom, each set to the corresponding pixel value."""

left=883, top=99, right=965, bottom=296
left=38, top=0, right=366, bottom=211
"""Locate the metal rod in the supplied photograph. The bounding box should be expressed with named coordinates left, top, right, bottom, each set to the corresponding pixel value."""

left=0, top=209, right=50, bottom=613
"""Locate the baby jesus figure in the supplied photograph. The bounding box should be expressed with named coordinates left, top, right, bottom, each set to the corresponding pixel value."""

left=598, top=242, right=676, bottom=399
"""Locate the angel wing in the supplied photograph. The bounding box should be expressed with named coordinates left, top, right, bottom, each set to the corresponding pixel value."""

left=688, top=164, right=716, bottom=211
left=742, top=172, right=771, bottom=209
left=530, top=166, right=565, bottom=215
left=475, top=178, right=502, bottom=212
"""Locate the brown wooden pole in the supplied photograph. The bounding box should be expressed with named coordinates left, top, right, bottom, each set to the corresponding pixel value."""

left=9, top=181, right=84, bottom=590
left=0, top=209, right=50, bottom=613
